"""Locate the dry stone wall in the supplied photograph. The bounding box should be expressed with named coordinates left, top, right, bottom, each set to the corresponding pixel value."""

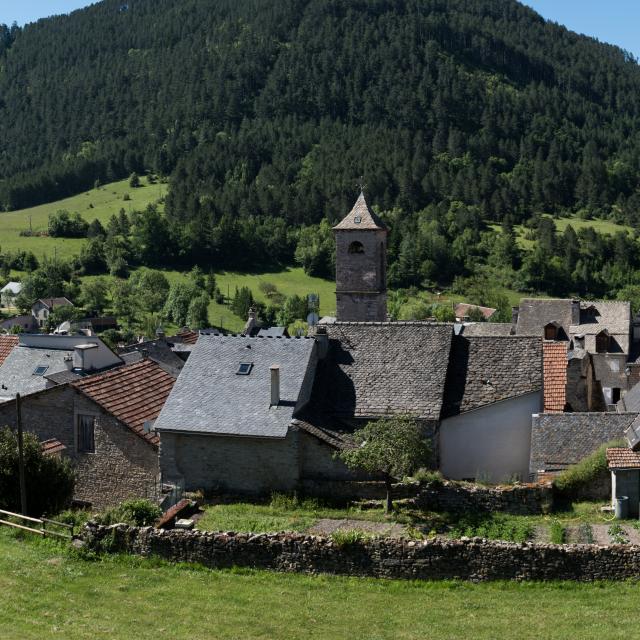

left=83, top=522, right=640, bottom=582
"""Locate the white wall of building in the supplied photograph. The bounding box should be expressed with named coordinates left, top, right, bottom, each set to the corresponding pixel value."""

left=439, top=391, right=542, bottom=483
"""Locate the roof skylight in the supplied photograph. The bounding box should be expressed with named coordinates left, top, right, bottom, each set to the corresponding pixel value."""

left=33, top=365, right=49, bottom=376
left=236, top=362, right=253, bottom=375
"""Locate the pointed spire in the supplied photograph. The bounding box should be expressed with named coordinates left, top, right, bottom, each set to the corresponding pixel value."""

left=333, top=192, right=387, bottom=231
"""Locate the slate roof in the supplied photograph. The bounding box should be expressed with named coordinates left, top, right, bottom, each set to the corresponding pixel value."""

left=118, top=339, right=185, bottom=378
left=332, top=192, right=387, bottom=231
left=459, top=323, right=514, bottom=337
left=618, top=381, right=640, bottom=413
left=543, top=341, right=567, bottom=413
left=441, top=336, right=543, bottom=418
left=516, top=298, right=576, bottom=336
left=0, top=335, right=18, bottom=367
left=72, top=360, right=175, bottom=446
left=0, top=345, right=76, bottom=401
left=257, top=327, right=288, bottom=338
left=316, top=323, right=454, bottom=420
left=154, top=335, right=317, bottom=438
left=529, top=413, right=636, bottom=473
left=454, top=303, right=496, bottom=320
left=607, top=448, right=640, bottom=469
left=569, top=301, right=631, bottom=336
left=1, top=282, right=22, bottom=295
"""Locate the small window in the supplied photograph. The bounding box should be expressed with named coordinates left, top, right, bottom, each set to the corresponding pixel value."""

left=354, top=216, right=362, bottom=224
left=348, top=241, right=365, bottom=254
left=33, top=365, right=49, bottom=376
left=612, top=388, right=621, bottom=404
left=596, top=332, right=610, bottom=354
left=237, top=362, right=253, bottom=375
left=77, top=415, right=95, bottom=453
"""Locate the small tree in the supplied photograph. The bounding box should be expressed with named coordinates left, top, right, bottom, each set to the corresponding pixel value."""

left=0, top=427, right=75, bottom=516
left=339, top=416, right=431, bottom=513
left=129, top=172, right=140, bottom=188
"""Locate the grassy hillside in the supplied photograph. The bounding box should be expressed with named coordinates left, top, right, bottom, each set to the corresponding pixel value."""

left=0, top=179, right=167, bottom=259
left=1, top=530, right=640, bottom=639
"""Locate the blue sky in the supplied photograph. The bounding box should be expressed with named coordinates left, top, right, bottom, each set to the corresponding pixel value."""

left=522, top=1, right=640, bottom=59
left=2, top=1, right=639, bottom=59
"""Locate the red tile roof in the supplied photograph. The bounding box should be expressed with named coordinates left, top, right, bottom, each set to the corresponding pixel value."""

left=607, top=447, right=640, bottom=469
left=41, top=439, right=67, bottom=456
left=0, top=335, right=18, bottom=367
left=72, top=360, right=175, bottom=446
left=454, top=303, right=496, bottom=320
left=176, top=328, right=199, bottom=345
left=543, top=341, right=567, bottom=413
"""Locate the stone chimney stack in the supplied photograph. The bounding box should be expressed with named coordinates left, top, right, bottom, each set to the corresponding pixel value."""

left=571, top=299, right=581, bottom=325
left=270, top=365, right=280, bottom=406
left=244, top=307, right=258, bottom=336
left=511, top=306, right=519, bottom=327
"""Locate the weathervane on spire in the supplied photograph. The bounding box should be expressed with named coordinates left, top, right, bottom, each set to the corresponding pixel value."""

left=356, top=176, right=367, bottom=194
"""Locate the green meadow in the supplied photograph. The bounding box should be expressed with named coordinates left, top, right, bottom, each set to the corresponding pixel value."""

left=0, top=179, right=168, bottom=259
left=0, top=530, right=639, bottom=640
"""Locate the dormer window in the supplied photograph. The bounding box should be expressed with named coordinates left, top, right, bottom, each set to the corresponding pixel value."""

left=354, top=216, right=362, bottom=224
left=237, top=362, right=253, bottom=375
left=544, top=322, right=559, bottom=341
left=348, top=241, right=365, bottom=254
left=596, top=330, right=610, bottom=354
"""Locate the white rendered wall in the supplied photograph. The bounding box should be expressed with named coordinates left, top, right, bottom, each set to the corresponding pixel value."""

left=439, top=391, right=542, bottom=483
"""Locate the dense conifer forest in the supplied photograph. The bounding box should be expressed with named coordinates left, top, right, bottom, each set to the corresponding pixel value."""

left=3, top=0, right=640, bottom=307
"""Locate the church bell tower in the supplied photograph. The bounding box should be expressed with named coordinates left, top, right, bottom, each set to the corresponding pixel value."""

left=333, top=192, right=388, bottom=322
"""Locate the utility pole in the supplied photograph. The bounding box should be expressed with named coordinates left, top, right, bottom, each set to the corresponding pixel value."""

left=16, top=393, right=27, bottom=516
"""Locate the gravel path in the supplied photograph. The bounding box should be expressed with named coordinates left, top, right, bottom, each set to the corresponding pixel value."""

left=622, top=524, right=640, bottom=545
left=590, top=524, right=613, bottom=545
left=307, top=518, right=406, bottom=537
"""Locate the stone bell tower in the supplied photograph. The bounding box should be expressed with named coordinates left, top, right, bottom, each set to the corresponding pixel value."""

left=333, top=192, right=388, bottom=322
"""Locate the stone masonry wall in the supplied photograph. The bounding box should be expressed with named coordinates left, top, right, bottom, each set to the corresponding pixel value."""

left=83, top=523, right=640, bottom=582
left=0, top=386, right=158, bottom=510
left=415, top=482, right=553, bottom=515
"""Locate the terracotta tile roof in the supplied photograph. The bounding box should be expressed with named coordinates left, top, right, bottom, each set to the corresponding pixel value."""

left=543, top=341, right=568, bottom=413
left=0, top=335, right=18, bottom=367
left=333, top=192, right=387, bottom=231
left=607, top=447, right=640, bottom=469
left=454, top=303, right=496, bottom=320
left=175, top=328, right=199, bottom=345
left=72, top=360, right=175, bottom=446
left=41, top=439, right=67, bottom=456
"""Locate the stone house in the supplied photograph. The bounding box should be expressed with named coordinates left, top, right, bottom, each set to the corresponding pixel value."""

left=0, top=359, right=174, bottom=509
left=154, top=194, right=545, bottom=493
left=529, top=412, right=636, bottom=486
left=454, top=303, right=496, bottom=322
left=32, top=297, right=74, bottom=329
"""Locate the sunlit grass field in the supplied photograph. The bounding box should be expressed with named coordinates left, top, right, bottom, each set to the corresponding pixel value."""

left=0, top=528, right=639, bottom=640
left=0, top=179, right=168, bottom=259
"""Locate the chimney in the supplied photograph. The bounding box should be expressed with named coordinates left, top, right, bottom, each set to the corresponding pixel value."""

left=315, top=325, right=329, bottom=359
left=270, top=365, right=280, bottom=406
left=511, top=306, right=519, bottom=327
left=244, top=307, right=258, bottom=336
left=156, top=325, right=166, bottom=340
left=571, top=299, right=581, bottom=325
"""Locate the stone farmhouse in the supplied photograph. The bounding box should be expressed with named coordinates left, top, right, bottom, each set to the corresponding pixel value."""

left=0, top=359, right=174, bottom=509
left=154, top=194, right=544, bottom=492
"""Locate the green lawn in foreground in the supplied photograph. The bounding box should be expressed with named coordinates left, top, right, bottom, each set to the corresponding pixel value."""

left=0, top=530, right=638, bottom=640
left=0, top=179, right=168, bottom=259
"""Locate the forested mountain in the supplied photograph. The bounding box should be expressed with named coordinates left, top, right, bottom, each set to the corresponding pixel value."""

left=3, top=0, right=640, bottom=301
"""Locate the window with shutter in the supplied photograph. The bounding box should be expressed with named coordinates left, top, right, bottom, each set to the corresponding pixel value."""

left=77, top=414, right=95, bottom=453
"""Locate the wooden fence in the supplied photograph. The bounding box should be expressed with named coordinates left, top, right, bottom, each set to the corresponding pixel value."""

left=0, top=508, right=73, bottom=539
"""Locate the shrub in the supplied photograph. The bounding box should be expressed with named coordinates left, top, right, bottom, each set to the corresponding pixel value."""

left=331, top=530, right=369, bottom=548
left=448, top=514, right=533, bottom=543
left=410, top=468, right=444, bottom=485
left=549, top=520, right=565, bottom=544
left=608, top=523, right=629, bottom=545
left=0, top=427, right=75, bottom=517
left=553, top=439, right=625, bottom=495
left=96, top=499, right=162, bottom=527
left=269, top=492, right=320, bottom=512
